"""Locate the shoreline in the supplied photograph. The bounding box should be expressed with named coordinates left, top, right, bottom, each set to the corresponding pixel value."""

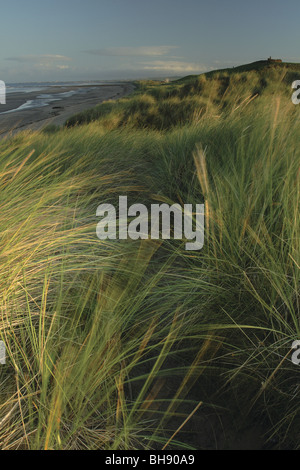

left=0, top=82, right=135, bottom=138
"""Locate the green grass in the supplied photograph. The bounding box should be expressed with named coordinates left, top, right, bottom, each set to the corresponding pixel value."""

left=65, top=61, right=300, bottom=130
left=0, top=61, right=299, bottom=449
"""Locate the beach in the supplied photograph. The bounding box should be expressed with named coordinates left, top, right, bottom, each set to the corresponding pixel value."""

left=0, top=82, right=135, bottom=137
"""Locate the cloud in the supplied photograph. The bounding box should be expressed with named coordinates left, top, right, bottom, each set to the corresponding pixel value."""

left=84, top=46, right=178, bottom=57
left=56, top=65, right=70, bottom=70
left=5, top=54, right=72, bottom=62
left=141, top=60, right=209, bottom=73
left=3, top=54, right=72, bottom=73
left=33, top=63, right=70, bottom=71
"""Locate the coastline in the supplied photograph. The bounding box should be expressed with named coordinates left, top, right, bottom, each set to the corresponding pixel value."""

left=0, top=82, right=135, bottom=138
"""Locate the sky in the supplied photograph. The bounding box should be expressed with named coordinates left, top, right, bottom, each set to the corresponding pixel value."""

left=0, top=0, right=299, bottom=82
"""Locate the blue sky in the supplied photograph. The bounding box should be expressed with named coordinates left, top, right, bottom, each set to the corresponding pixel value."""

left=1, top=0, right=299, bottom=82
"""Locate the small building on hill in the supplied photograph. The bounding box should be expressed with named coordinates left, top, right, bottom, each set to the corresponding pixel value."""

left=267, top=56, right=282, bottom=63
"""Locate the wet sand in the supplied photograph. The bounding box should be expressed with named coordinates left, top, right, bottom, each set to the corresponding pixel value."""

left=0, top=83, right=135, bottom=138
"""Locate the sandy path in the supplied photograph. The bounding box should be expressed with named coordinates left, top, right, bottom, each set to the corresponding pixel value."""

left=0, top=83, right=135, bottom=138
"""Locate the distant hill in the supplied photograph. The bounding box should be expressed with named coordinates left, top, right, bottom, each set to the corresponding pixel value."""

left=175, top=60, right=300, bottom=85
left=66, top=59, right=300, bottom=130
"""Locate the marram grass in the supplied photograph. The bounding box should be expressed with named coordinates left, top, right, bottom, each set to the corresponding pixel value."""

left=0, top=65, right=299, bottom=449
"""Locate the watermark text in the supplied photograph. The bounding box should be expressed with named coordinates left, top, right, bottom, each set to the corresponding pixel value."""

left=292, top=80, right=300, bottom=105
left=0, top=80, right=6, bottom=105
left=96, top=197, right=205, bottom=251
left=0, top=341, right=6, bottom=365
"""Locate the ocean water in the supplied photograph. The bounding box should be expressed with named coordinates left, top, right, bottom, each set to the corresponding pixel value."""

left=6, top=81, right=108, bottom=93
left=1, top=81, right=109, bottom=114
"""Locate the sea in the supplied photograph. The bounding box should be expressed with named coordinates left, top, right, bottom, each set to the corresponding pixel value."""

left=1, top=81, right=114, bottom=114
